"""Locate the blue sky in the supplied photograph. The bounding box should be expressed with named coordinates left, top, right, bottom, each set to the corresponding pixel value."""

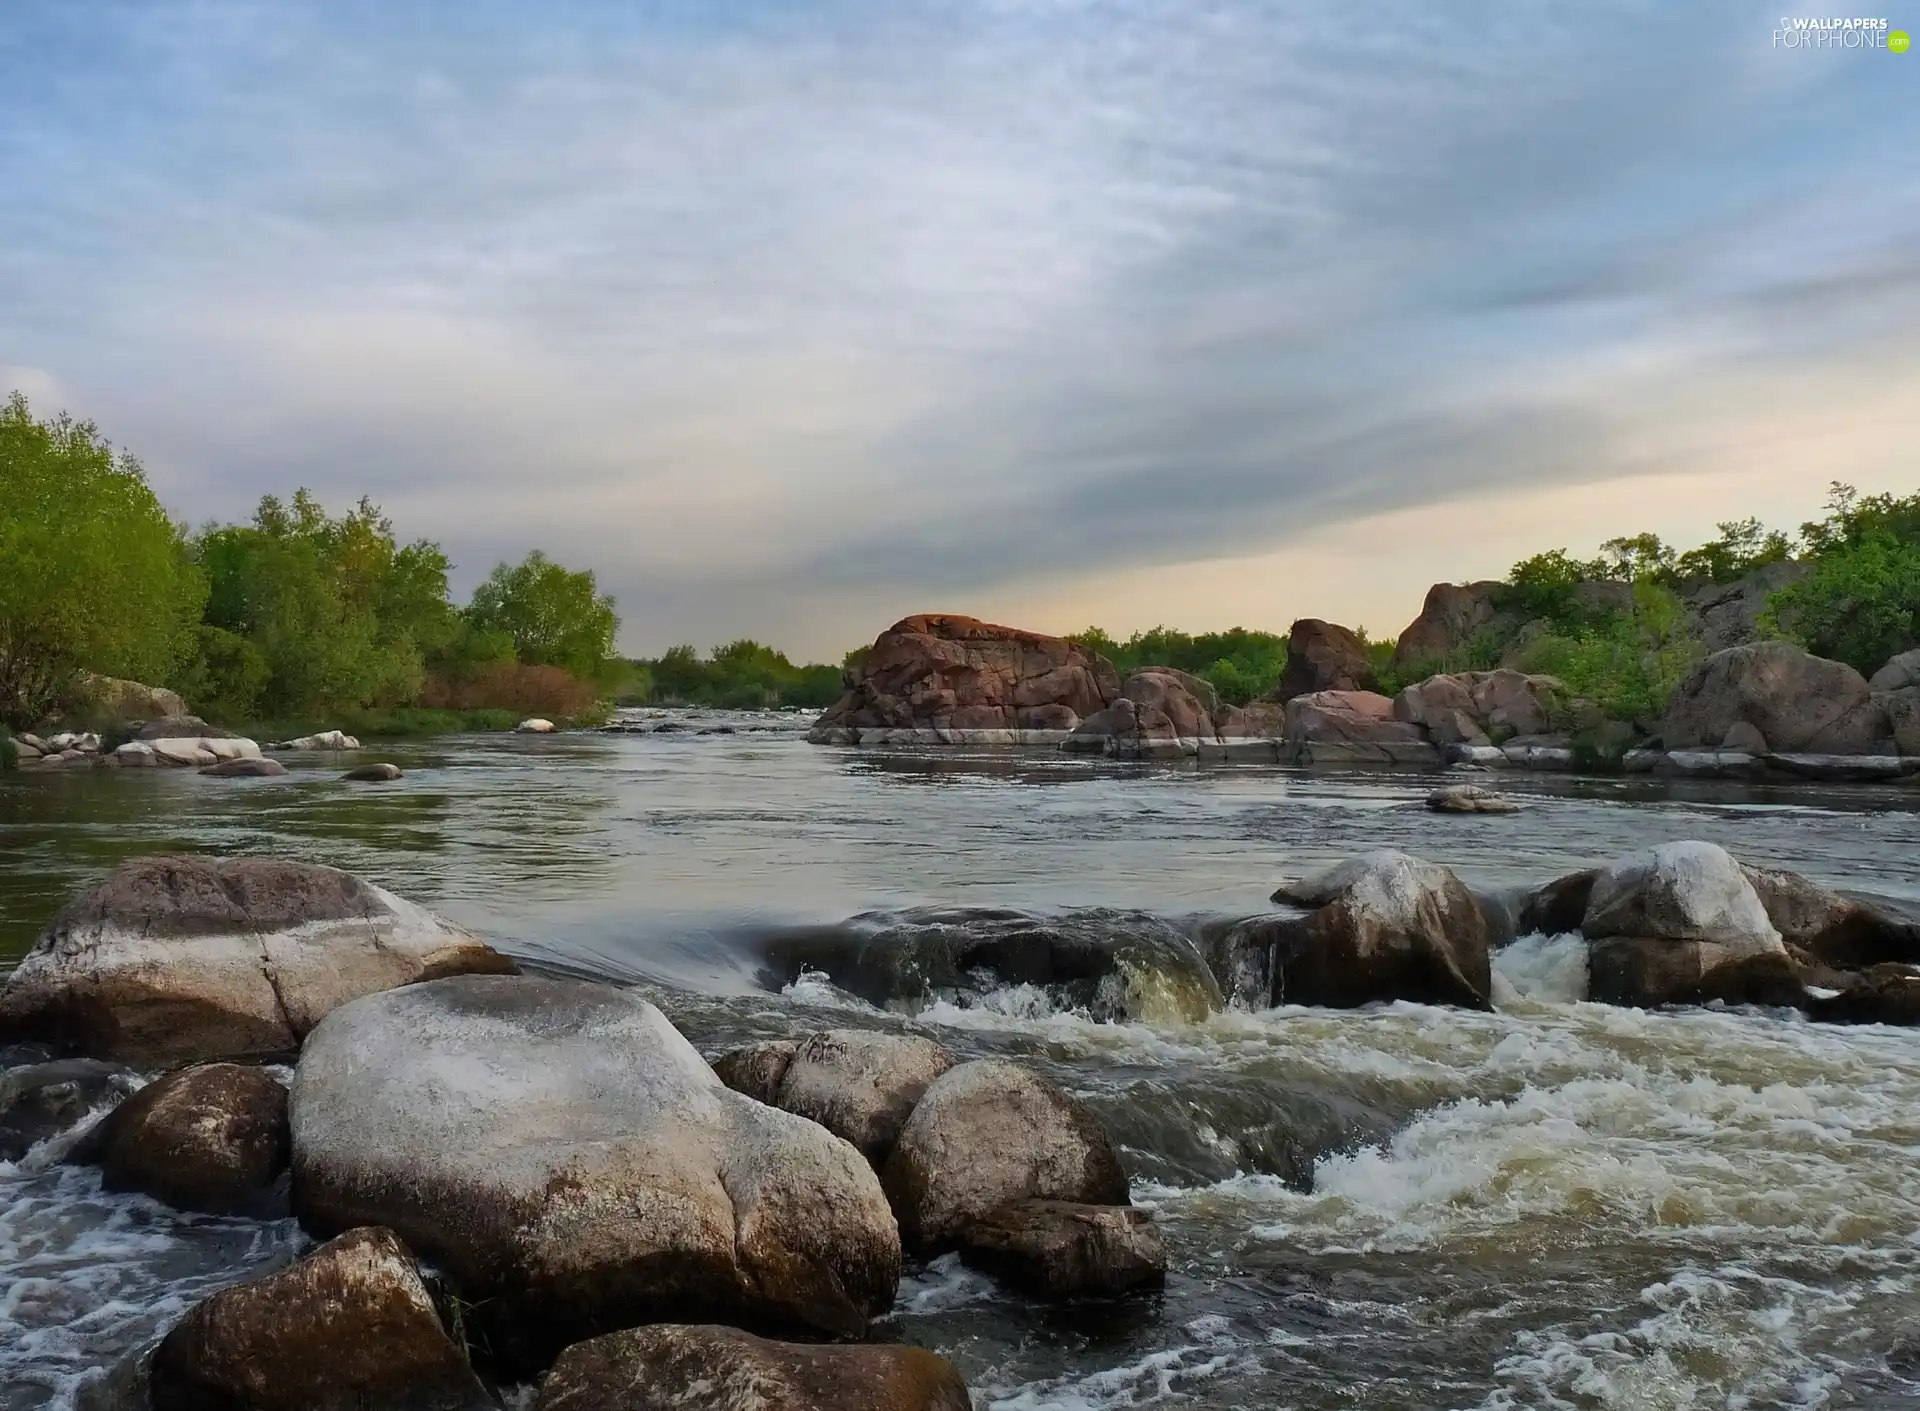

left=2, top=1, right=1915, bottom=657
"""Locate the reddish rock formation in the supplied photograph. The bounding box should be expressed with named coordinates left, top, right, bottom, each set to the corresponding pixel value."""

left=1660, top=643, right=1890, bottom=755
left=1389, top=582, right=1506, bottom=675
left=1273, top=619, right=1373, bottom=701
left=1284, top=691, right=1437, bottom=764
left=810, top=616, right=1120, bottom=743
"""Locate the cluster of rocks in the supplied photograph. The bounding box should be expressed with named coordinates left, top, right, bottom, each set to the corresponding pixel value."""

left=10, top=714, right=412, bottom=782
left=0, top=857, right=1162, bottom=1409
left=808, top=612, right=1920, bottom=784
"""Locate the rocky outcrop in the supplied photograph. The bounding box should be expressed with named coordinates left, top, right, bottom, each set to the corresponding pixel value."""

left=0, top=856, right=517, bottom=1064
left=1062, top=668, right=1259, bottom=759
left=1582, top=842, right=1798, bottom=1007
left=71, top=1063, right=289, bottom=1215
left=0, top=1058, right=138, bottom=1160
left=1427, top=784, right=1519, bottom=814
left=1870, top=649, right=1920, bottom=692
left=1681, top=561, right=1808, bottom=654
left=1247, top=851, right=1494, bottom=1009
left=715, top=1029, right=953, bottom=1167
left=882, top=1059, right=1131, bottom=1254
left=1394, top=670, right=1569, bottom=747
left=810, top=615, right=1119, bottom=744
left=147, top=1226, right=491, bottom=1411
left=534, top=1325, right=972, bottom=1411
left=1660, top=643, right=1890, bottom=755
left=753, top=906, right=1222, bottom=1024
left=1274, top=619, right=1372, bottom=701
left=291, top=975, right=901, bottom=1374
left=1741, top=865, right=1920, bottom=971
left=1390, top=582, right=1507, bottom=674
left=77, top=674, right=189, bottom=721
left=1283, top=691, right=1438, bottom=765
left=955, top=1199, right=1166, bottom=1299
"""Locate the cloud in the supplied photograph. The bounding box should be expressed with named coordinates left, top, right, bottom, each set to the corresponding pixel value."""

left=1, top=0, right=1914, bottom=657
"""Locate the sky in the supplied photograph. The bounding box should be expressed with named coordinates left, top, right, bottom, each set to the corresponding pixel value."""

left=2, top=1, right=1915, bottom=661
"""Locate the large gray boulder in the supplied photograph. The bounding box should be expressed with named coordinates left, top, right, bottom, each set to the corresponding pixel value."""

left=71, top=1062, right=289, bottom=1215
left=0, top=856, right=517, bottom=1064
left=1660, top=643, right=1890, bottom=755
left=881, top=1059, right=1130, bottom=1254
left=291, top=976, right=901, bottom=1375
left=534, top=1324, right=972, bottom=1411
left=1581, top=842, right=1797, bottom=1007
left=148, top=1226, right=491, bottom=1411
left=715, top=1029, right=953, bottom=1167
left=1259, top=851, right=1493, bottom=1009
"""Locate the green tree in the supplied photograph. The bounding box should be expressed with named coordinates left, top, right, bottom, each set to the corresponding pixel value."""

left=465, top=551, right=619, bottom=681
left=1066, top=625, right=1289, bottom=704
left=1673, top=517, right=1792, bottom=583
left=0, top=393, right=206, bottom=727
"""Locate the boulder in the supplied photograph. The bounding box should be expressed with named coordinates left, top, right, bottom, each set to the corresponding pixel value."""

left=752, top=906, right=1221, bottom=1024
left=1517, top=870, right=1597, bottom=937
left=291, top=975, right=901, bottom=1374
left=271, top=730, right=361, bottom=750
left=0, top=855, right=517, bottom=1064
left=1395, top=670, right=1569, bottom=746
left=1273, top=618, right=1372, bottom=701
left=1390, top=581, right=1507, bottom=675
left=1742, top=865, right=1920, bottom=970
left=1872, top=649, right=1920, bottom=692
left=138, top=715, right=240, bottom=741
left=201, top=757, right=288, bottom=778
left=1581, top=842, right=1798, bottom=1007
left=71, top=1063, right=289, bottom=1215
left=111, top=741, right=156, bottom=767
left=710, top=1039, right=798, bottom=1106
left=1259, top=850, right=1492, bottom=1009
left=882, top=1058, right=1129, bottom=1254
left=516, top=718, right=556, bottom=733
left=1661, top=643, right=1890, bottom=755
left=533, top=1324, right=971, bottom=1411
left=152, top=738, right=216, bottom=767
left=1426, top=784, right=1520, bottom=814
left=1803, top=965, right=1920, bottom=1026
left=724, top=1029, right=954, bottom=1166
left=77, top=674, right=190, bottom=721
left=1284, top=691, right=1438, bottom=765
left=809, top=615, right=1119, bottom=743
left=0, top=1058, right=139, bottom=1161
left=147, top=1226, right=492, bottom=1411
left=342, top=762, right=403, bottom=781
left=1060, top=668, right=1236, bottom=759
left=1881, top=688, right=1920, bottom=756
left=1683, top=560, right=1809, bottom=655
left=955, top=1198, right=1165, bottom=1299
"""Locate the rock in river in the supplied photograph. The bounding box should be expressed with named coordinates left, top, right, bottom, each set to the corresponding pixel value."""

left=147, top=1226, right=491, bottom=1411
left=0, top=1058, right=139, bottom=1161
left=1582, top=841, right=1799, bottom=1007
left=535, top=1324, right=972, bottom=1411
left=956, top=1198, right=1166, bottom=1300
left=1426, top=784, right=1520, bottom=814
left=70, top=1062, right=289, bottom=1215
left=290, top=975, right=901, bottom=1375
left=200, top=757, right=288, bottom=778
left=0, top=856, right=517, bottom=1064
left=342, top=762, right=403, bottom=782
left=715, top=1029, right=954, bottom=1166
left=882, top=1058, right=1131, bottom=1254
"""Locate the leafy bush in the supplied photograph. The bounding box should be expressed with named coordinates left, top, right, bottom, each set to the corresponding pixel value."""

left=636, top=640, right=845, bottom=709
left=1761, top=484, right=1920, bottom=674
left=1068, top=626, right=1288, bottom=705
left=0, top=394, right=206, bottom=728
left=419, top=662, right=601, bottom=719
left=465, top=551, right=619, bottom=683
left=1513, top=582, right=1702, bottom=723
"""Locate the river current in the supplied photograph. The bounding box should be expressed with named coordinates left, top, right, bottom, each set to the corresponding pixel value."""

left=6, top=709, right=1920, bottom=1410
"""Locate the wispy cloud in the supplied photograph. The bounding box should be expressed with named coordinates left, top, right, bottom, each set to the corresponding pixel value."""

left=2, top=1, right=1914, bottom=656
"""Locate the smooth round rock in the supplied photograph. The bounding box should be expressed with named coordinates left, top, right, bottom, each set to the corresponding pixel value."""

left=72, top=1063, right=289, bottom=1214
left=201, top=757, right=289, bottom=778
left=341, top=763, right=403, bottom=782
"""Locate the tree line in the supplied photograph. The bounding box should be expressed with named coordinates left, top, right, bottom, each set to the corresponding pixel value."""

left=0, top=393, right=619, bottom=731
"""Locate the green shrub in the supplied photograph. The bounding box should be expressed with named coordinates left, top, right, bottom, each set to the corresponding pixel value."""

left=1068, top=625, right=1289, bottom=704
left=1513, top=582, right=1701, bottom=723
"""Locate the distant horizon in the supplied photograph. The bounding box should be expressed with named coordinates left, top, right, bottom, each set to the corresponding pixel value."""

left=5, top=3, right=1914, bottom=660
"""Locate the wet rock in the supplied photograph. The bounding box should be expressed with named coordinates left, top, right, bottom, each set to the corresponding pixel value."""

left=1582, top=842, right=1798, bottom=1008
left=1425, top=784, right=1520, bottom=814
left=762, top=1029, right=953, bottom=1166
left=341, top=762, right=403, bottom=781
left=1742, top=865, right=1920, bottom=970
left=516, top=717, right=555, bottom=733
left=753, top=906, right=1221, bottom=1024
left=71, top=1063, right=289, bottom=1215
left=956, top=1198, right=1165, bottom=1299
left=710, top=1039, right=799, bottom=1105
left=1804, top=965, right=1920, bottom=1025
left=291, top=975, right=900, bottom=1375
left=270, top=730, right=360, bottom=750
left=0, top=855, right=517, bottom=1064
left=148, top=1226, right=492, bottom=1411
left=1261, top=850, right=1493, bottom=1009
left=1274, top=619, right=1372, bottom=701
left=881, top=1058, right=1130, bottom=1254
left=1661, top=643, right=1890, bottom=755
left=809, top=614, right=1119, bottom=743
left=0, top=1058, right=139, bottom=1160
left=1284, top=691, right=1439, bottom=765
left=533, top=1324, right=971, bottom=1411
left=200, top=757, right=288, bottom=778
left=1517, top=869, right=1598, bottom=938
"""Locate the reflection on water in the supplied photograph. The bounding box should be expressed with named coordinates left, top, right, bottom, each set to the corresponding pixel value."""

left=7, top=711, right=1920, bottom=1409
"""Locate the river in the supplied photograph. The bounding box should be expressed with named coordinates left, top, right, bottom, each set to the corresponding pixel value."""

left=6, top=709, right=1920, bottom=1409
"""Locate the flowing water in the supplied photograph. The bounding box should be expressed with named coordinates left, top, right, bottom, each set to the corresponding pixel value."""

left=6, top=710, right=1920, bottom=1410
